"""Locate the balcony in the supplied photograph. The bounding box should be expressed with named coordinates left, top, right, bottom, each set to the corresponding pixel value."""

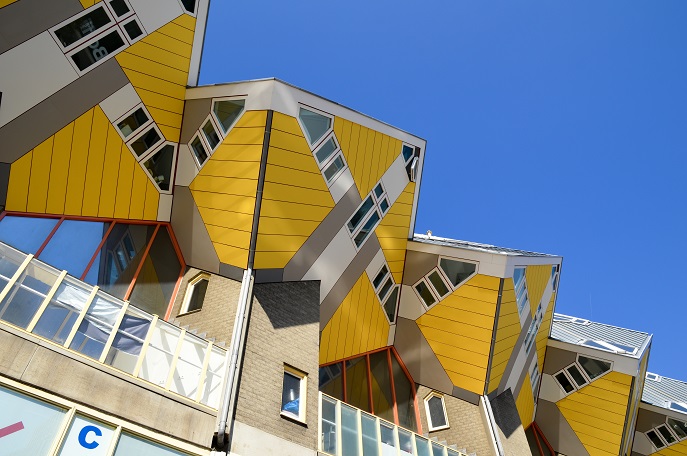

left=0, top=241, right=227, bottom=409
left=320, top=393, right=468, bottom=456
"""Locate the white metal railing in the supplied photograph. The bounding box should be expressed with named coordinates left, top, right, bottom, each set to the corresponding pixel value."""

left=0, top=242, right=227, bottom=409
left=319, top=393, right=468, bottom=456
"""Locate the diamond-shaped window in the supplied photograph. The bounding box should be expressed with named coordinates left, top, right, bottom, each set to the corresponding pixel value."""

left=299, top=107, right=331, bottom=146
left=213, top=99, right=245, bottom=134
left=143, top=144, right=176, bottom=192
left=439, top=258, right=476, bottom=288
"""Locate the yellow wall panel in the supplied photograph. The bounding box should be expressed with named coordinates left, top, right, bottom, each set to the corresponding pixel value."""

left=516, top=376, right=535, bottom=427
left=172, top=11, right=196, bottom=30
left=128, top=163, right=147, bottom=219
left=79, top=0, right=95, bottom=7
left=122, top=41, right=189, bottom=72
left=376, top=183, right=414, bottom=282
left=6, top=152, right=32, bottom=212
left=26, top=137, right=52, bottom=213
left=46, top=123, right=74, bottom=215
left=81, top=107, right=109, bottom=217
left=64, top=109, right=93, bottom=215
left=143, top=180, right=160, bottom=221
left=113, top=147, right=135, bottom=219
left=215, top=244, right=248, bottom=269
left=320, top=274, right=390, bottom=364
left=488, top=281, right=519, bottom=392
left=557, top=371, right=632, bottom=456
left=191, top=191, right=256, bottom=215
left=655, top=440, right=687, bottom=456
left=204, top=224, right=251, bottom=249
left=526, top=264, right=552, bottom=315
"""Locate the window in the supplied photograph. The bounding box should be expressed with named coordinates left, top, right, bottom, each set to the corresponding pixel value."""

left=646, top=372, right=661, bottom=382
left=667, top=418, right=687, bottom=440
left=346, top=182, right=390, bottom=249
left=551, top=264, right=560, bottom=292
left=142, top=144, right=176, bottom=192
left=530, top=361, right=541, bottom=396
left=281, top=365, right=307, bottom=422
left=580, top=339, right=636, bottom=355
left=188, top=102, right=246, bottom=170
left=117, top=107, right=150, bottom=139
left=201, top=119, right=220, bottom=150
left=645, top=417, right=687, bottom=451
left=524, top=304, right=543, bottom=354
left=212, top=98, right=245, bottom=134
left=668, top=401, right=687, bottom=413
left=438, top=257, right=476, bottom=289
left=552, top=314, right=590, bottom=325
left=424, top=392, right=449, bottom=431
left=577, top=355, right=611, bottom=380
left=414, top=279, right=437, bottom=308
left=553, top=355, right=612, bottom=396
left=190, top=135, right=209, bottom=166
left=513, top=267, right=529, bottom=314
left=180, top=274, right=209, bottom=314
left=298, top=107, right=332, bottom=146
left=369, top=263, right=399, bottom=323
left=427, top=270, right=450, bottom=298
left=401, top=144, right=420, bottom=182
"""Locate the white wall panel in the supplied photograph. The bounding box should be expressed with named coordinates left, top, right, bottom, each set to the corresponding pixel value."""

left=329, top=168, right=355, bottom=203
left=128, top=0, right=183, bottom=34
left=302, top=226, right=357, bottom=302
left=99, top=84, right=141, bottom=123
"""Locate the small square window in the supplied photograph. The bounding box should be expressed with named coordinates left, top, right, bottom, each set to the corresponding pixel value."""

left=281, top=365, right=307, bottom=422
left=424, top=392, right=449, bottom=431
left=180, top=273, right=209, bottom=314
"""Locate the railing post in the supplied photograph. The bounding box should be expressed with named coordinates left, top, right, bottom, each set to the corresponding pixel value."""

left=99, top=301, right=130, bottom=363
left=25, top=269, right=67, bottom=332
left=164, top=328, right=186, bottom=390
left=133, top=314, right=158, bottom=377
left=195, top=340, right=213, bottom=403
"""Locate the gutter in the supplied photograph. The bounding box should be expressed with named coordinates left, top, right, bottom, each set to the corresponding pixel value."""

left=481, top=395, right=505, bottom=456
left=215, top=110, right=273, bottom=452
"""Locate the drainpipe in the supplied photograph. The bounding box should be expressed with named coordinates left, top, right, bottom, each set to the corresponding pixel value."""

left=215, top=110, right=273, bottom=451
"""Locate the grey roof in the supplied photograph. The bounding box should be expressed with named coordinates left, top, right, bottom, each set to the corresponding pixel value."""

left=643, top=374, right=687, bottom=414
left=412, top=234, right=560, bottom=258
left=550, top=313, right=651, bottom=359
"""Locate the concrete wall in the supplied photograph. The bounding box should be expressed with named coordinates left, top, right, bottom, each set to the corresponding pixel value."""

left=169, top=267, right=240, bottom=345
left=231, top=280, right=321, bottom=455
left=416, top=385, right=495, bottom=456
left=0, top=325, right=216, bottom=448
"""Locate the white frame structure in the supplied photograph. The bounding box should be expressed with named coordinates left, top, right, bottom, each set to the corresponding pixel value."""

left=424, top=392, right=450, bottom=432
left=553, top=354, right=613, bottom=396
left=281, top=364, right=308, bottom=423
left=179, top=273, right=210, bottom=315
left=187, top=98, right=246, bottom=170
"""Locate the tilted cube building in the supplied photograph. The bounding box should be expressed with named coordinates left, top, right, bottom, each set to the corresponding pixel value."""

left=0, top=1, right=685, bottom=455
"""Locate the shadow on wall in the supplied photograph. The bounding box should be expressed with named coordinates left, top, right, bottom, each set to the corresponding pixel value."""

left=252, top=280, right=321, bottom=329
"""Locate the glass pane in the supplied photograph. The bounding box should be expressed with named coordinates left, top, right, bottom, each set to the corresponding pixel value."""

left=354, top=211, right=381, bottom=247
left=380, top=423, right=396, bottom=455
left=139, top=321, right=180, bottom=386
left=427, top=271, right=450, bottom=297
left=361, top=413, right=379, bottom=456
left=186, top=278, right=208, bottom=313
left=667, top=418, right=687, bottom=440
left=200, top=346, right=226, bottom=408
left=143, top=145, right=175, bottom=191
left=0, top=260, right=60, bottom=329
left=415, top=436, right=431, bottom=456
left=117, top=108, right=148, bottom=138
left=657, top=425, right=677, bottom=444
left=32, top=277, right=93, bottom=346
left=383, top=287, right=399, bottom=323
left=68, top=291, right=123, bottom=360
left=315, top=137, right=337, bottom=164
left=180, top=0, right=195, bottom=13
left=348, top=197, right=374, bottom=233
left=646, top=430, right=665, bottom=449
left=391, top=352, right=417, bottom=431
left=104, top=305, right=152, bottom=374
left=415, top=281, right=436, bottom=307
left=0, top=385, right=67, bottom=456
left=324, top=155, right=345, bottom=182
left=123, top=20, right=143, bottom=40
left=71, top=30, right=125, bottom=71
left=369, top=351, right=395, bottom=423
left=0, top=215, right=58, bottom=254
left=428, top=396, right=447, bottom=428
left=373, top=266, right=389, bottom=290
left=130, top=127, right=161, bottom=157
left=577, top=356, right=611, bottom=380
left=109, top=0, right=130, bottom=16
left=129, top=227, right=181, bottom=316
left=281, top=372, right=301, bottom=416
left=341, top=404, right=360, bottom=456
left=398, top=429, right=413, bottom=454
left=346, top=356, right=370, bottom=412
left=555, top=372, right=575, bottom=393
left=402, top=145, right=414, bottom=162
left=213, top=99, right=245, bottom=133
left=54, top=7, right=111, bottom=47
left=380, top=199, right=389, bottom=214
left=84, top=223, right=155, bottom=299
left=190, top=137, right=208, bottom=165
left=439, top=258, right=476, bottom=287
left=170, top=333, right=207, bottom=399
left=39, top=219, right=110, bottom=277
left=299, top=107, right=331, bottom=145
left=58, top=414, right=116, bottom=456
left=374, top=184, right=384, bottom=198
left=202, top=120, right=220, bottom=149
left=320, top=362, right=344, bottom=401
left=431, top=442, right=444, bottom=456
left=378, top=278, right=393, bottom=301
left=114, top=432, right=188, bottom=456
left=0, top=244, right=28, bottom=292
left=566, top=365, right=587, bottom=387
left=321, top=396, right=338, bottom=455
left=513, top=267, right=525, bottom=286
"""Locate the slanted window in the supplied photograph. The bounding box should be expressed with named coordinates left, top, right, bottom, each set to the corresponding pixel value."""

left=667, top=418, right=687, bottom=440
left=513, top=266, right=529, bottom=314
left=530, top=361, right=541, bottom=396
left=581, top=339, right=636, bottom=355
left=554, top=356, right=611, bottom=396
left=565, top=364, right=587, bottom=388
left=298, top=107, right=331, bottom=146
left=180, top=274, right=209, bottom=314
left=190, top=135, right=209, bottom=167
left=348, top=197, right=374, bottom=233
left=668, top=401, right=687, bottom=413
left=108, top=0, right=131, bottom=17
left=314, top=137, right=338, bottom=164
left=323, top=155, right=345, bottom=182
left=346, top=182, right=390, bottom=249
left=117, top=107, right=150, bottom=138
left=646, top=430, right=666, bottom=450
left=524, top=306, right=542, bottom=354
left=383, top=286, right=399, bottom=323
left=281, top=365, right=307, bottom=422
left=142, top=144, right=176, bottom=192
left=129, top=127, right=163, bottom=157
left=414, top=279, right=437, bottom=308
left=179, top=0, right=197, bottom=14
left=554, top=371, right=575, bottom=394
left=577, top=355, right=611, bottom=381
left=551, top=264, right=560, bottom=292
left=439, top=258, right=476, bottom=289
left=424, top=393, right=449, bottom=431
left=202, top=119, right=220, bottom=150
left=657, top=425, right=678, bottom=445
left=427, top=269, right=450, bottom=298
left=121, top=18, right=144, bottom=42
left=370, top=264, right=399, bottom=323
left=54, top=6, right=113, bottom=48
left=212, top=99, right=245, bottom=134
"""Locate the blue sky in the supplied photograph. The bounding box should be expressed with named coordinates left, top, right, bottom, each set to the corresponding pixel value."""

left=200, top=1, right=687, bottom=380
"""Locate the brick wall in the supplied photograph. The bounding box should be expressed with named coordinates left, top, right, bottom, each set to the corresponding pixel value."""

left=169, top=267, right=241, bottom=345
left=417, top=385, right=495, bottom=456
left=233, top=280, right=321, bottom=451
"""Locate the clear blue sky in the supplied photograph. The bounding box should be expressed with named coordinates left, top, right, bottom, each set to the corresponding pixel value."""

left=200, top=1, right=687, bottom=380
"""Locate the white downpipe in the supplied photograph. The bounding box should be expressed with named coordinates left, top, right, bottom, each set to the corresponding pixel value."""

left=216, top=267, right=254, bottom=451
left=481, top=395, right=505, bottom=456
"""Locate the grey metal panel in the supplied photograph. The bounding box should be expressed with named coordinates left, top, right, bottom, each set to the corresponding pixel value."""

left=170, top=185, right=220, bottom=274
left=551, top=314, right=651, bottom=357
left=0, top=59, right=128, bottom=164
left=180, top=97, right=212, bottom=144
left=642, top=374, right=687, bottom=408
left=451, top=385, right=480, bottom=406
left=401, top=250, right=439, bottom=286
left=0, top=0, right=82, bottom=54
left=489, top=389, right=521, bottom=438
left=319, top=235, right=381, bottom=328
left=512, top=344, right=537, bottom=400
left=635, top=407, right=668, bottom=433
left=542, top=346, right=577, bottom=375
left=0, top=162, right=9, bottom=207
left=393, top=317, right=454, bottom=396
left=412, top=234, right=558, bottom=258
left=535, top=399, right=590, bottom=456
left=497, top=313, right=532, bottom=394
left=219, top=263, right=244, bottom=282
left=283, top=185, right=362, bottom=282
left=254, top=268, right=284, bottom=283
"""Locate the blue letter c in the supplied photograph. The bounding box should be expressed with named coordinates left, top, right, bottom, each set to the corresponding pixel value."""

left=78, top=425, right=102, bottom=449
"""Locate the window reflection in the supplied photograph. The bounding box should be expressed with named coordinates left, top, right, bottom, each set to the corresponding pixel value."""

left=0, top=216, right=58, bottom=254
left=38, top=219, right=110, bottom=277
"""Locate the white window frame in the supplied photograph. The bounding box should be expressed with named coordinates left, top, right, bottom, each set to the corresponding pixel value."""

left=189, top=132, right=210, bottom=168
left=524, top=304, right=543, bottom=354
left=113, top=103, right=154, bottom=142
left=530, top=359, right=541, bottom=396
left=65, top=26, right=129, bottom=75
left=553, top=355, right=613, bottom=396
left=513, top=266, right=529, bottom=316
left=297, top=104, right=334, bottom=149
left=424, top=392, right=450, bottom=432
left=413, top=277, right=439, bottom=310
left=576, top=353, right=613, bottom=381
left=140, top=142, right=177, bottom=194
left=321, top=152, right=348, bottom=185
left=199, top=113, right=223, bottom=152
left=437, top=256, right=478, bottom=291
left=119, top=15, right=147, bottom=45
left=281, top=365, right=307, bottom=423
left=179, top=273, right=209, bottom=315
left=106, top=0, right=135, bottom=20
left=211, top=96, right=246, bottom=135
left=666, top=417, right=687, bottom=442
left=50, top=3, right=117, bottom=53
left=646, top=372, right=661, bottom=382
left=346, top=181, right=389, bottom=250
left=372, top=263, right=390, bottom=293
left=126, top=123, right=165, bottom=161
left=382, top=284, right=400, bottom=324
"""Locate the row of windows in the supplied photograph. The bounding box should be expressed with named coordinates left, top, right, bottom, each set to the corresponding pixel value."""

left=347, top=182, right=390, bottom=250
left=189, top=99, right=245, bottom=168
left=413, top=257, right=476, bottom=309
left=553, top=355, right=612, bottom=396
left=524, top=304, right=543, bottom=354
left=370, top=263, right=400, bottom=324
left=646, top=417, right=687, bottom=450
